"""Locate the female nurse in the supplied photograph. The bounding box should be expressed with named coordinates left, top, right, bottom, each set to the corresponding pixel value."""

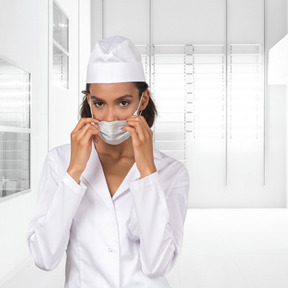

left=27, top=35, right=189, bottom=288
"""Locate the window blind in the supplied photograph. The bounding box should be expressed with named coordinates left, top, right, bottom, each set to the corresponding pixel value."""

left=53, top=1, right=69, bottom=89
left=0, top=58, right=30, bottom=198
left=146, top=45, right=226, bottom=164
left=228, top=44, right=264, bottom=140
left=138, top=42, right=264, bottom=191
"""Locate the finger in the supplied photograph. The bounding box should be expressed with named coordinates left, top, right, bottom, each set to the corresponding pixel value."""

left=72, top=121, right=99, bottom=142
left=124, top=123, right=146, bottom=143
left=125, top=118, right=149, bottom=141
left=93, top=134, right=101, bottom=144
left=138, top=115, right=151, bottom=131
left=77, top=124, right=102, bottom=144
left=126, top=118, right=147, bottom=138
left=123, top=125, right=141, bottom=146
left=127, top=115, right=149, bottom=128
left=128, top=115, right=152, bottom=133
left=135, top=116, right=153, bottom=139
left=74, top=122, right=101, bottom=142
left=72, top=118, right=99, bottom=134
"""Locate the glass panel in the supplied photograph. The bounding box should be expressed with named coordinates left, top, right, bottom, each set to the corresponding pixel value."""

left=149, top=45, right=225, bottom=166
left=53, top=2, right=69, bottom=52
left=152, top=47, right=186, bottom=163
left=0, top=58, right=30, bottom=128
left=53, top=44, right=69, bottom=89
left=53, top=1, right=69, bottom=89
left=0, top=57, right=31, bottom=199
left=138, top=46, right=149, bottom=81
left=227, top=0, right=265, bottom=189
left=0, top=132, right=30, bottom=198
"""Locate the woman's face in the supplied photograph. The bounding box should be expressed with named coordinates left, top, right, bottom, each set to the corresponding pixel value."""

left=87, top=82, right=145, bottom=122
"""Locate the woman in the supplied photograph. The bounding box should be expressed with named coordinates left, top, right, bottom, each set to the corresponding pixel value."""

left=27, top=35, right=189, bottom=288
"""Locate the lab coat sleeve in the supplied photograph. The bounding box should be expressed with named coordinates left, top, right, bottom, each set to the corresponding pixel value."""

left=129, top=164, right=189, bottom=278
left=27, top=151, right=87, bottom=271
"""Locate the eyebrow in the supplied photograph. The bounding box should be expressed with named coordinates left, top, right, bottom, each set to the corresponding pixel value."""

left=90, top=94, right=134, bottom=102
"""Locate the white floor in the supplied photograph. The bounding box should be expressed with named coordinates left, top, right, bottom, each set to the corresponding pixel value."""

left=167, top=209, right=288, bottom=288
left=2, top=209, right=288, bottom=288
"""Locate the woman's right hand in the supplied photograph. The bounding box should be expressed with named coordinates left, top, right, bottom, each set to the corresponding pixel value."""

left=67, top=118, right=101, bottom=184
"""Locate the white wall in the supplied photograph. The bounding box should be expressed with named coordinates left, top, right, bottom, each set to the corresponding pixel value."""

left=48, top=0, right=80, bottom=149
left=264, top=0, right=287, bottom=206
left=0, top=0, right=49, bottom=283
left=91, top=0, right=102, bottom=50
left=0, top=0, right=91, bottom=285
left=79, top=0, right=92, bottom=92
left=96, top=0, right=287, bottom=208
left=0, top=0, right=287, bottom=287
left=286, top=0, right=288, bottom=208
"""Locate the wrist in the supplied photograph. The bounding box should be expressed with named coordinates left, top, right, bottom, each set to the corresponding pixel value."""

left=67, top=167, right=83, bottom=184
left=139, top=166, right=157, bottom=179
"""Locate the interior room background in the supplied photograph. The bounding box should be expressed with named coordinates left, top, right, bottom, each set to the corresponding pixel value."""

left=0, top=0, right=287, bottom=287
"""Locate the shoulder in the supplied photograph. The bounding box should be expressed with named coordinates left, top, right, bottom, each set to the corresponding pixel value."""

left=153, top=148, right=189, bottom=201
left=45, top=143, right=71, bottom=171
left=37, top=144, right=72, bottom=183
left=153, top=148, right=189, bottom=180
left=48, top=143, right=71, bottom=158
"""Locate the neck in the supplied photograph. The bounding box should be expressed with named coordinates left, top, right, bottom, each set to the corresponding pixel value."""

left=94, top=136, right=134, bottom=160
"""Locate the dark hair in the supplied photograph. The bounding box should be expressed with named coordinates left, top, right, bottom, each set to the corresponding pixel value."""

left=79, top=82, right=157, bottom=127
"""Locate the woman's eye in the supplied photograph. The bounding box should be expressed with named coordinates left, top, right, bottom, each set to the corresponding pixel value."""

left=93, top=101, right=103, bottom=107
left=119, top=101, right=129, bottom=107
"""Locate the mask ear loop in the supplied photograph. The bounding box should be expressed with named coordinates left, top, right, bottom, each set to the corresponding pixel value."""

left=82, top=90, right=94, bottom=119
left=135, top=92, right=144, bottom=116
left=86, top=91, right=95, bottom=125
left=89, top=92, right=94, bottom=116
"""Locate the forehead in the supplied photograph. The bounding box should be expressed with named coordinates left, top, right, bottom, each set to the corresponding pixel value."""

left=89, top=82, right=138, bottom=96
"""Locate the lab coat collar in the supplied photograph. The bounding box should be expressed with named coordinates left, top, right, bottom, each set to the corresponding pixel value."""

left=81, top=143, right=163, bottom=211
left=81, top=143, right=115, bottom=212
left=112, top=147, right=163, bottom=201
left=153, top=147, right=163, bottom=160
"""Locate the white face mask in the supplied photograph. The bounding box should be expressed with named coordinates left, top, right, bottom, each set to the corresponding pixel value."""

left=90, top=92, right=143, bottom=145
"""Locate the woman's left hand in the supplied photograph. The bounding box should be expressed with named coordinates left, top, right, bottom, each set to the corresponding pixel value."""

left=122, top=115, right=157, bottom=179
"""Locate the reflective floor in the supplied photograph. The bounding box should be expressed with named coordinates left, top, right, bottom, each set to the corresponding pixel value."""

left=2, top=209, right=288, bottom=288
left=167, top=209, right=288, bottom=288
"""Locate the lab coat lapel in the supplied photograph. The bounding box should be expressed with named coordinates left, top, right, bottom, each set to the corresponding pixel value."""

left=112, top=163, right=140, bottom=201
left=81, top=143, right=114, bottom=212
left=112, top=147, right=163, bottom=201
left=81, top=145, right=163, bottom=205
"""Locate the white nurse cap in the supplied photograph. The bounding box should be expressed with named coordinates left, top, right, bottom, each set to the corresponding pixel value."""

left=86, top=35, right=146, bottom=83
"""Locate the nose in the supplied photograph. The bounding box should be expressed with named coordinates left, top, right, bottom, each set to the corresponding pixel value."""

left=105, top=107, right=117, bottom=122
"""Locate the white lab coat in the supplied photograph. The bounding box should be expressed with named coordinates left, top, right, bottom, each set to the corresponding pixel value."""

left=27, top=143, right=189, bottom=288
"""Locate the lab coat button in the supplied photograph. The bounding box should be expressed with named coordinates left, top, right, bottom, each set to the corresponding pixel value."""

left=108, top=247, right=113, bottom=253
